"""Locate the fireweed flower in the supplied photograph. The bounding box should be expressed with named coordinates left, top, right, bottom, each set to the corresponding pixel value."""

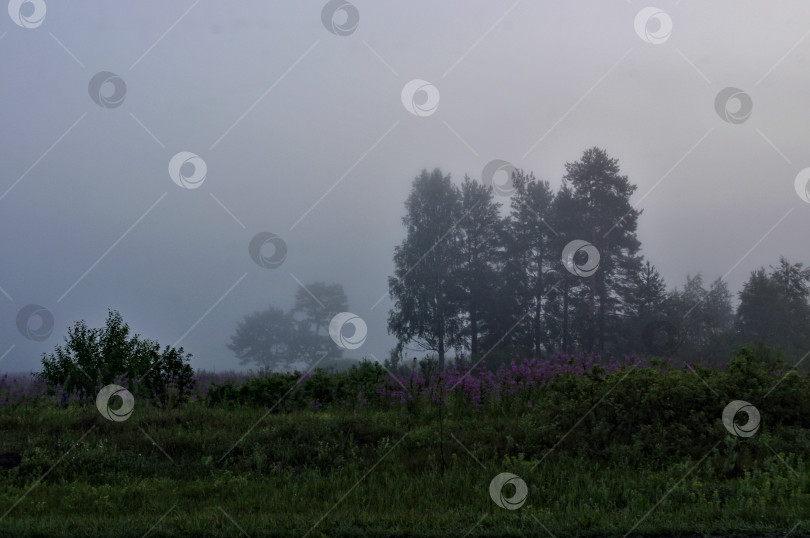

left=3, top=354, right=682, bottom=409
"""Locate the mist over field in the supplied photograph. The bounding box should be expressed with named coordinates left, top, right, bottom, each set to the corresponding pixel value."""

left=2, top=1, right=810, bottom=374
left=3, top=2, right=810, bottom=537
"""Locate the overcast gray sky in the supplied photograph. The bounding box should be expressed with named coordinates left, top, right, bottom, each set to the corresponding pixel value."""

left=2, top=1, right=810, bottom=373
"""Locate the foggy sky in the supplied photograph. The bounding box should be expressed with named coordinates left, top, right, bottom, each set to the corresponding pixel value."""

left=2, top=1, right=810, bottom=373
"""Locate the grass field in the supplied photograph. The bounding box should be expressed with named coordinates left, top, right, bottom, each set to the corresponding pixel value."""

left=2, top=351, right=809, bottom=537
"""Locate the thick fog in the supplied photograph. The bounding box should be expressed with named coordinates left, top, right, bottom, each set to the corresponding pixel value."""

left=2, top=1, right=809, bottom=372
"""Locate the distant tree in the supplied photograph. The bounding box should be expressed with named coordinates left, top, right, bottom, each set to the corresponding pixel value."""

left=505, top=170, right=557, bottom=357
left=388, top=168, right=464, bottom=369
left=736, top=268, right=781, bottom=345
left=622, top=259, right=670, bottom=354
left=292, top=282, right=348, bottom=335
left=478, top=244, right=525, bottom=369
left=561, top=147, right=642, bottom=353
left=291, top=282, right=348, bottom=364
left=736, top=257, right=810, bottom=358
left=547, top=184, right=581, bottom=352
left=230, top=283, right=350, bottom=371
left=38, top=309, right=194, bottom=407
left=769, top=257, right=810, bottom=356
left=228, top=306, right=297, bottom=370
left=383, top=341, right=405, bottom=372
left=670, top=274, right=734, bottom=359
left=455, top=175, right=503, bottom=360
left=770, top=256, right=810, bottom=298
left=704, top=277, right=735, bottom=340
left=628, top=260, right=668, bottom=319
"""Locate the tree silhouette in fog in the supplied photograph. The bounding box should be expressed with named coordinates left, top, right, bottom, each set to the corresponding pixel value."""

left=386, top=148, right=810, bottom=369
left=229, top=282, right=348, bottom=371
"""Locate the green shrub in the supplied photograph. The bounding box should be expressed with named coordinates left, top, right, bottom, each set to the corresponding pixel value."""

left=36, top=309, right=194, bottom=407
left=204, top=359, right=389, bottom=410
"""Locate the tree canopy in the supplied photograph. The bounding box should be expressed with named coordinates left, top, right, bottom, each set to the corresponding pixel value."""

left=385, top=148, right=810, bottom=369
left=228, top=282, right=350, bottom=371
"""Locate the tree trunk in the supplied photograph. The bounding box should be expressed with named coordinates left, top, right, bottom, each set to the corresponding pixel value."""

left=586, top=278, right=596, bottom=351
left=470, top=310, right=478, bottom=360
left=562, top=276, right=570, bottom=351
left=534, top=270, right=544, bottom=358
left=596, top=271, right=606, bottom=353
left=438, top=338, right=445, bottom=370
left=533, top=303, right=541, bottom=358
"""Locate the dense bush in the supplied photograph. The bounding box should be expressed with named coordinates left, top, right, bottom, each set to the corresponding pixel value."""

left=204, top=360, right=387, bottom=410
left=21, top=340, right=810, bottom=469
left=36, top=309, right=195, bottom=407
left=198, top=344, right=809, bottom=470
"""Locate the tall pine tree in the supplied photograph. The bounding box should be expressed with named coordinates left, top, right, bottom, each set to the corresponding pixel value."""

left=562, top=147, right=642, bottom=353
left=455, top=175, right=504, bottom=360
left=505, top=169, right=557, bottom=357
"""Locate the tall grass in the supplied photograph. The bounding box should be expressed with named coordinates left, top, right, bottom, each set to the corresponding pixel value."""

left=1, top=345, right=807, bottom=536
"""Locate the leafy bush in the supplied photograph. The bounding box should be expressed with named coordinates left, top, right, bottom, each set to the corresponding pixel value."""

left=205, top=360, right=388, bottom=410
left=36, top=309, right=194, bottom=407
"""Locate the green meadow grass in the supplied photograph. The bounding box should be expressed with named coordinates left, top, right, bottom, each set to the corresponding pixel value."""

left=0, top=402, right=808, bottom=537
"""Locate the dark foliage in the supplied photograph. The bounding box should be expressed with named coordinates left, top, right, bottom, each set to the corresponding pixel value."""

left=37, top=309, right=195, bottom=407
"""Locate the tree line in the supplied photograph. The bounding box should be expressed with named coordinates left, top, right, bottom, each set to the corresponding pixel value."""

left=386, top=147, right=810, bottom=370
left=223, top=146, right=809, bottom=372
left=31, top=147, right=807, bottom=379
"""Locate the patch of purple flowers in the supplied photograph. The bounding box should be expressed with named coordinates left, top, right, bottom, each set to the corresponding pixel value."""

left=0, top=372, right=93, bottom=408
left=0, top=354, right=716, bottom=411
left=377, top=353, right=668, bottom=412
